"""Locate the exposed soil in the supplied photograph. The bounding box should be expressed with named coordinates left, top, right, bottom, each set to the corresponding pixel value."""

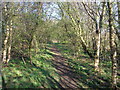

left=48, top=46, right=81, bottom=88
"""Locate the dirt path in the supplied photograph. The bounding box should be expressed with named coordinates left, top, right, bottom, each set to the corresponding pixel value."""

left=48, top=46, right=80, bottom=88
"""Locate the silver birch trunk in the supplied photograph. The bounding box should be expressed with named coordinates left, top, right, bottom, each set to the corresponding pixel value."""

left=107, top=2, right=117, bottom=89
left=6, top=20, right=12, bottom=63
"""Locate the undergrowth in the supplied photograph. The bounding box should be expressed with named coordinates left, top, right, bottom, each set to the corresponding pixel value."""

left=55, top=43, right=120, bottom=88
left=2, top=48, right=60, bottom=88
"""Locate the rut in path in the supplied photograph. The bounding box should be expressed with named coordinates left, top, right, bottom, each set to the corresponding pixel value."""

left=48, top=46, right=81, bottom=88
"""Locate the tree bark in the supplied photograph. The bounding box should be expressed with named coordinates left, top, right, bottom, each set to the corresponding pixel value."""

left=2, top=24, right=9, bottom=63
left=29, top=39, right=32, bottom=64
left=107, top=2, right=117, bottom=89
left=0, top=1, right=2, bottom=88
left=82, top=2, right=105, bottom=72
left=94, top=2, right=105, bottom=72
left=2, top=3, right=10, bottom=64
left=116, top=2, right=120, bottom=40
left=94, top=27, right=101, bottom=72
left=6, top=20, right=12, bottom=63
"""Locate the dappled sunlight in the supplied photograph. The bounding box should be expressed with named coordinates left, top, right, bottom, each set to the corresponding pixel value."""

left=1, top=2, right=120, bottom=89
left=2, top=50, right=61, bottom=88
left=54, top=43, right=113, bottom=88
left=2, top=43, right=120, bottom=89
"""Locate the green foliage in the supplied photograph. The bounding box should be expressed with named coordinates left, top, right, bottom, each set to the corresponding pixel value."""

left=2, top=49, right=60, bottom=88
left=2, top=2, right=120, bottom=89
left=2, top=43, right=120, bottom=88
left=54, top=43, right=118, bottom=88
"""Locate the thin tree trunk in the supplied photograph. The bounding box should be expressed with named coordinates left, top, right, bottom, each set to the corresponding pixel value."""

left=2, top=24, right=9, bottom=63
left=117, top=1, right=120, bottom=67
left=33, top=35, right=39, bottom=53
left=2, top=3, right=10, bottom=64
left=0, top=1, right=2, bottom=88
left=66, top=6, right=93, bottom=58
left=6, top=20, right=12, bottom=63
left=92, top=36, right=97, bottom=56
left=116, top=2, right=120, bottom=40
left=94, top=27, right=101, bottom=72
left=94, top=2, right=105, bottom=72
left=107, top=2, right=117, bottom=89
left=82, top=2, right=105, bottom=72
left=29, top=41, right=32, bottom=64
left=77, top=20, right=94, bottom=58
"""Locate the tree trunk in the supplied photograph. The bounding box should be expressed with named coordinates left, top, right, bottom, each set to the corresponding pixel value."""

left=29, top=41, right=32, bottom=64
left=94, top=28, right=101, bottom=72
left=92, top=37, right=97, bottom=55
left=94, top=2, right=105, bottom=72
left=2, top=24, right=9, bottom=63
left=107, top=2, right=117, bottom=89
left=117, top=1, right=120, bottom=68
left=2, top=3, right=10, bottom=64
left=116, top=2, right=120, bottom=40
left=0, top=1, right=2, bottom=88
left=2, top=75, right=6, bottom=89
left=32, top=35, right=39, bottom=53
left=77, top=21, right=94, bottom=58
left=6, top=20, right=12, bottom=64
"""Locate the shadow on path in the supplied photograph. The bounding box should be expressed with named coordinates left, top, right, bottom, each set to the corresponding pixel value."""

left=47, top=45, right=111, bottom=89
left=47, top=46, right=82, bottom=88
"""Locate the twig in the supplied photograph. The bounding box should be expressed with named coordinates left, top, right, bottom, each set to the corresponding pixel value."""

left=22, top=57, right=26, bottom=65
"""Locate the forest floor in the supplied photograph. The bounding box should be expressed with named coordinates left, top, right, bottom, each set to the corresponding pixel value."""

left=47, top=45, right=80, bottom=88
left=2, top=43, right=120, bottom=89
left=46, top=43, right=115, bottom=89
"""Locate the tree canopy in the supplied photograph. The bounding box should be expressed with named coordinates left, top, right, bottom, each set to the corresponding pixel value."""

left=0, top=1, right=120, bottom=89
